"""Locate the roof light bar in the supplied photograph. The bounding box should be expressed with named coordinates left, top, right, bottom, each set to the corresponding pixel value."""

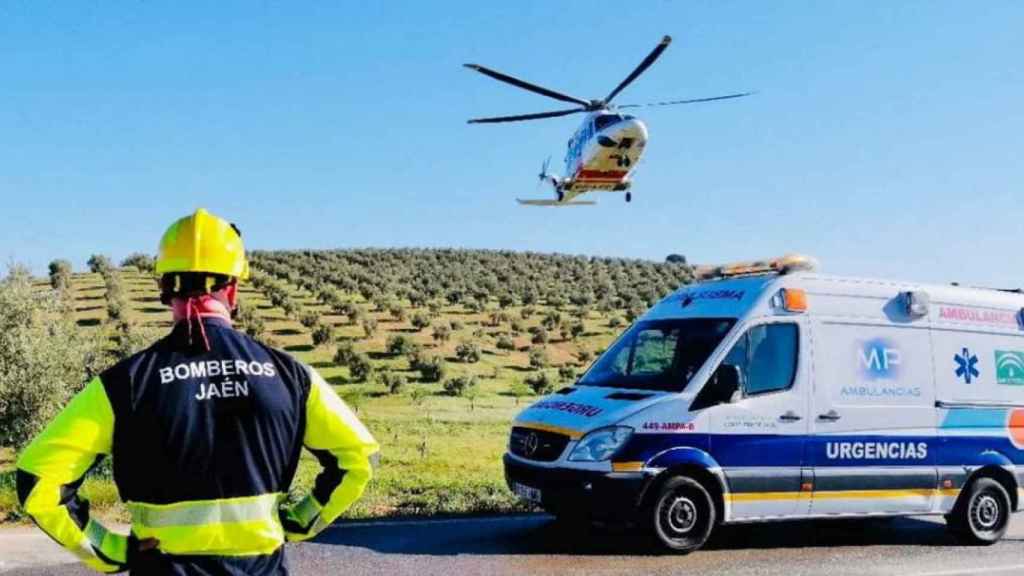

left=701, top=254, right=818, bottom=280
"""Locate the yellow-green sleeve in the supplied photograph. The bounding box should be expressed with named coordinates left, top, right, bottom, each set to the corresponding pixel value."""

left=16, top=377, right=127, bottom=573
left=280, top=366, right=379, bottom=542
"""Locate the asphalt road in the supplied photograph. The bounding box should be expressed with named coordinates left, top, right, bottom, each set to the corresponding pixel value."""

left=4, top=514, right=1024, bottom=576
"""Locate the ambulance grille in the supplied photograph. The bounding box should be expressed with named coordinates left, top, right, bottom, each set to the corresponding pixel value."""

left=509, top=427, right=571, bottom=462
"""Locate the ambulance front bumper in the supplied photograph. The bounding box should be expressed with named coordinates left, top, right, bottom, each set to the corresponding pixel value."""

left=503, top=454, right=651, bottom=521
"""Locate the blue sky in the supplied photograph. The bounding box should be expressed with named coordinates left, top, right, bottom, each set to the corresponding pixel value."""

left=1, top=2, right=1021, bottom=287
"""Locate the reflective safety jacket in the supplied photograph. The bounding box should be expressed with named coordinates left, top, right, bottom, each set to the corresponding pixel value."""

left=16, top=317, right=379, bottom=575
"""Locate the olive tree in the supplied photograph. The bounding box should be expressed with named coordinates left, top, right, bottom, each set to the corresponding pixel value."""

left=87, top=254, right=112, bottom=274
left=110, top=320, right=161, bottom=362
left=443, top=375, right=478, bottom=397
left=496, top=335, right=516, bottom=353
left=416, top=355, right=446, bottom=383
left=525, top=371, right=554, bottom=395
left=509, top=381, right=532, bottom=405
left=48, top=259, right=72, bottom=291
left=455, top=341, right=482, bottom=363
left=334, top=340, right=356, bottom=367
left=311, top=322, right=336, bottom=348
left=235, top=302, right=267, bottom=340
left=411, top=312, right=432, bottom=332
left=361, top=317, right=378, bottom=339
left=528, top=347, right=549, bottom=370
left=0, top=267, right=101, bottom=448
left=432, top=323, right=451, bottom=343
left=378, top=371, right=407, bottom=395
left=348, top=352, right=373, bottom=382
left=121, top=253, right=155, bottom=273
left=386, top=334, right=415, bottom=356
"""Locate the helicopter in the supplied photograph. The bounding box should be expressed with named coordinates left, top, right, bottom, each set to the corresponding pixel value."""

left=465, top=35, right=753, bottom=206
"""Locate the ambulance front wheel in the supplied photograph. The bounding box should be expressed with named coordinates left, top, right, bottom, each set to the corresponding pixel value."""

left=647, top=476, right=716, bottom=553
left=946, top=477, right=1011, bottom=545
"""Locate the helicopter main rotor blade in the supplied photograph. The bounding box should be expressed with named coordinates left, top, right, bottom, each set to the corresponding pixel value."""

left=464, top=64, right=591, bottom=107
left=618, top=91, right=756, bottom=108
left=467, top=108, right=585, bottom=124
left=604, top=35, right=673, bottom=105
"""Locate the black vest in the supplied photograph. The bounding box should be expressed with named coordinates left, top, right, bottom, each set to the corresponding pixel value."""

left=101, top=317, right=311, bottom=575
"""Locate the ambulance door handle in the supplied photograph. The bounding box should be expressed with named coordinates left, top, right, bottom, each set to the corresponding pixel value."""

left=817, top=410, right=841, bottom=422
left=779, top=411, right=802, bottom=422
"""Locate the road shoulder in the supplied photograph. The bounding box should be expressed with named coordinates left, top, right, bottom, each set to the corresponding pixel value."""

left=0, top=527, right=83, bottom=573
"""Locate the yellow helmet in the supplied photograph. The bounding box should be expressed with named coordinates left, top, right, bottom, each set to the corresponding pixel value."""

left=155, top=208, right=250, bottom=280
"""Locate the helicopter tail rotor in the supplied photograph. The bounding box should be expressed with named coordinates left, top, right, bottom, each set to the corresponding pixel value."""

left=535, top=157, right=563, bottom=200
left=538, top=157, right=551, bottom=181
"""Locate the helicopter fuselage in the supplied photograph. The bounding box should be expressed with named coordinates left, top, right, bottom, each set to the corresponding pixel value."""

left=560, top=111, right=648, bottom=193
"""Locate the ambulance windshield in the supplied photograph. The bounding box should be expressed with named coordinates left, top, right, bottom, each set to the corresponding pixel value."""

left=579, top=318, right=735, bottom=392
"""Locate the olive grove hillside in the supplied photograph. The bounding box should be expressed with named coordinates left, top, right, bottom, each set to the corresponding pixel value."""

left=0, top=248, right=694, bottom=522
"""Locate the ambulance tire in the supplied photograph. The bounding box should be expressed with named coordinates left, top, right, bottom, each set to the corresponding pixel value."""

left=647, top=476, right=716, bottom=553
left=946, top=477, right=1011, bottom=545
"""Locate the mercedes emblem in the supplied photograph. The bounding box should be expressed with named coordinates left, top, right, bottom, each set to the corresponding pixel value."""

left=523, top=432, right=540, bottom=457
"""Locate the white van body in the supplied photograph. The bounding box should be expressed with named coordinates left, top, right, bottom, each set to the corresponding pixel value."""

left=504, top=270, right=1024, bottom=549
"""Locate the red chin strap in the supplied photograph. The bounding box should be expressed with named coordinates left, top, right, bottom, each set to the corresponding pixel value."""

left=184, top=296, right=212, bottom=352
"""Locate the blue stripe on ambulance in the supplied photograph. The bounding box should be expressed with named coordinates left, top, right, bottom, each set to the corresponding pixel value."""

left=615, top=432, right=1023, bottom=496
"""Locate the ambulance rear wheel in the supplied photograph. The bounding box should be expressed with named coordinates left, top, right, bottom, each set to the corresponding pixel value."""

left=947, top=477, right=1011, bottom=545
left=647, top=476, right=715, bottom=553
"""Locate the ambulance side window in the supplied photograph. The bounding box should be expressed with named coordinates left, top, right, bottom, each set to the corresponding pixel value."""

left=722, top=331, right=747, bottom=370
left=691, top=323, right=799, bottom=410
left=742, top=324, right=799, bottom=396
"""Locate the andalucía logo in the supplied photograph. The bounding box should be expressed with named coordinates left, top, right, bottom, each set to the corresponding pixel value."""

left=995, top=351, right=1024, bottom=386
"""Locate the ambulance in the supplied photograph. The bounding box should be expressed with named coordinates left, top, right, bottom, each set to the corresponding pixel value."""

left=504, top=255, right=1024, bottom=552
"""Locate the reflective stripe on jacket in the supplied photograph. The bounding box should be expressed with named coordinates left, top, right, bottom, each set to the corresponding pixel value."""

left=17, top=317, right=379, bottom=575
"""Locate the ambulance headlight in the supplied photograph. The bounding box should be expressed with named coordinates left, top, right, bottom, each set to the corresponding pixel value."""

left=568, top=426, right=633, bottom=462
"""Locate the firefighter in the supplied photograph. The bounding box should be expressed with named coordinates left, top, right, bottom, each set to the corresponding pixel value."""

left=16, top=208, right=379, bottom=575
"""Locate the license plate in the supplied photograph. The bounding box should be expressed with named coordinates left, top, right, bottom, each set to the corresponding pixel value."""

left=512, top=482, right=542, bottom=504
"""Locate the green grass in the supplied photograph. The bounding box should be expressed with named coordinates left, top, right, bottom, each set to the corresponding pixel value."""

left=2, top=267, right=626, bottom=523
left=0, top=461, right=19, bottom=522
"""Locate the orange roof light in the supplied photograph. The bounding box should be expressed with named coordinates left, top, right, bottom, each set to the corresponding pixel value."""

left=781, top=288, right=808, bottom=313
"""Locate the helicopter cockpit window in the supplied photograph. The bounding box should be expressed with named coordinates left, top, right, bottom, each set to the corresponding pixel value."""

left=593, top=114, right=623, bottom=131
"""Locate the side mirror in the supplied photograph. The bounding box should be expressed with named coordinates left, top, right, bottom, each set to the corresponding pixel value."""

left=690, top=363, right=744, bottom=411
left=713, top=364, right=743, bottom=403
